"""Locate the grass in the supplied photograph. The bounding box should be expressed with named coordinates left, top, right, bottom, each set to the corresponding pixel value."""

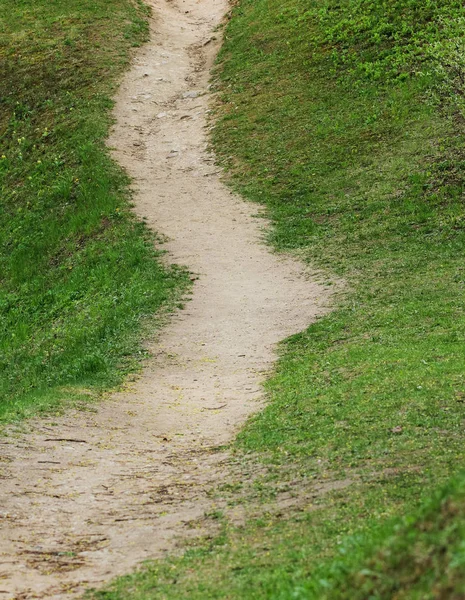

left=90, top=0, right=465, bottom=597
left=0, top=0, right=188, bottom=423
left=317, top=476, right=465, bottom=599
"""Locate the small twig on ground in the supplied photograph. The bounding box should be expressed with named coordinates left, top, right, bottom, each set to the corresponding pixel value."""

left=44, top=438, right=88, bottom=443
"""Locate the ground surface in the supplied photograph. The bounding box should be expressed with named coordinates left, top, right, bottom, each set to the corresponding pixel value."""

left=0, top=0, right=184, bottom=422
left=86, top=0, right=465, bottom=597
left=0, top=0, right=329, bottom=597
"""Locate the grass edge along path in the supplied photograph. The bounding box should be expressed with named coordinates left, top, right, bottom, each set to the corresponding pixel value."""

left=90, top=0, right=465, bottom=598
left=0, top=0, right=189, bottom=424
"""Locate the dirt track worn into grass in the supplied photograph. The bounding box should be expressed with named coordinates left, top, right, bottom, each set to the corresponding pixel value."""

left=0, top=0, right=329, bottom=597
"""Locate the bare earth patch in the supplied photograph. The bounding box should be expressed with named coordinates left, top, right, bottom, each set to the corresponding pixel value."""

left=0, top=0, right=332, bottom=597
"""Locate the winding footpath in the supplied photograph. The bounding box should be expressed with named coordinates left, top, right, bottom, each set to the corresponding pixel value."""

left=0, top=0, right=329, bottom=597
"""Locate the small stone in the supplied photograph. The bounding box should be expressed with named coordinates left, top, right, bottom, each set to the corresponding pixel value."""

left=182, top=90, right=199, bottom=99
left=157, top=112, right=167, bottom=119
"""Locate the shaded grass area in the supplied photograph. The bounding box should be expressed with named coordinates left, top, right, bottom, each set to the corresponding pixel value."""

left=91, top=0, right=465, bottom=598
left=0, top=0, right=188, bottom=422
left=318, top=476, right=465, bottom=599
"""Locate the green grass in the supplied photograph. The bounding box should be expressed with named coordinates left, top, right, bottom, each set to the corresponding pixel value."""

left=90, top=0, right=465, bottom=597
left=317, top=476, right=465, bottom=599
left=0, top=0, right=188, bottom=422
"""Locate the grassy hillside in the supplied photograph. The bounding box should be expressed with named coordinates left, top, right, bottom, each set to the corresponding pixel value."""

left=320, top=476, right=465, bottom=599
left=92, top=0, right=465, bottom=598
left=0, top=0, right=187, bottom=422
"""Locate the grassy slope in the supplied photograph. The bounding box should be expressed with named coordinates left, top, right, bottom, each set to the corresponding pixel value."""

left=320, top=475, right=465, bottom=599
left=0, top=0, right=187, bottom=422
left=93, top=0, right=465, bottom=598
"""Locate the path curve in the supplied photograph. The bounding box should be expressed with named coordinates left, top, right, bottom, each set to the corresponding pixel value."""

left=0, top=0, right=329, bottom=597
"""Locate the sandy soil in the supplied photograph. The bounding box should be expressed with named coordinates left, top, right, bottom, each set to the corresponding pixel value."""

left=0, top=0, right=331, bottom=597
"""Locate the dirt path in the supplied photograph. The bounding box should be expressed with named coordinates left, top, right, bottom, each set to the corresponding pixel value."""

left=0, top=0, right=330, bottom=597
